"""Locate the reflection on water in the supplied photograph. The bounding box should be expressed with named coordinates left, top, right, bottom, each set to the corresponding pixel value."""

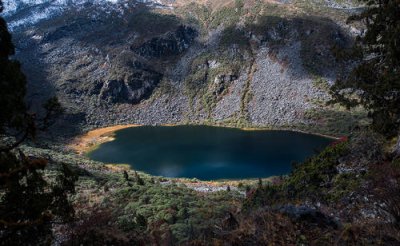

left=88, top=126, right=333, bottom=180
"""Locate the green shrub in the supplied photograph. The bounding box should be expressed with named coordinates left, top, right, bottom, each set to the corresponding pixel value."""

left=313, top=76, right=330, bottom=92
left=220, top=26, right=249, bottom=49
left=243, top=141, right=351, bottom=209
left=128, top=10, right=180, bottom=37
left=285, top=141, right=349, bottom=201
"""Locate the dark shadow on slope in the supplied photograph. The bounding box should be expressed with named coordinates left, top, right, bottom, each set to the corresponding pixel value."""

left=8, top=3, right=199, bottom=136
left=293, top=16, right=352, bottom=78
left=12, top=30, right=87, bottom=139
left=9, top=2, right=355, bottom=136
left=31, top=4, right=197, bottom=106
left=38, top=4, right=182, bottom=49
left=221, top=15, right=354, bottom=79
left=182, top=14, right=354, bottom=100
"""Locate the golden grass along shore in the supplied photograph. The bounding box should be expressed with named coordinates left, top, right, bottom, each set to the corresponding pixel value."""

left=68, top=124, right=140, bottom=154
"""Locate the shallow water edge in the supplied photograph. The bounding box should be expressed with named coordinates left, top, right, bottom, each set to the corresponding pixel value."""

left=69, top=123, right=339, bottom=156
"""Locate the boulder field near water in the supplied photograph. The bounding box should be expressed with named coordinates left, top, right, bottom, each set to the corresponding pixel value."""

left=7, top=0, right=360, bottom=135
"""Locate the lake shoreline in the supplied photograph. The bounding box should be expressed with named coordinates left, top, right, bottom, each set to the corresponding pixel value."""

left=99, top=163, right=279, bottom=192
left=69, top=123, right=339, bottom=155
left=68, top=124, right=140, bottom=155
left=69, top=123, right=336, bottom=185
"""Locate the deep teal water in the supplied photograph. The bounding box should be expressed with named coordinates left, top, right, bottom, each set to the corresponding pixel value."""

left=88, top=126, right=333, bottom=180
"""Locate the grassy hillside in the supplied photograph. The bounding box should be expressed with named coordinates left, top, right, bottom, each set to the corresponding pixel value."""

left=21, top=128, right=400, bottom=244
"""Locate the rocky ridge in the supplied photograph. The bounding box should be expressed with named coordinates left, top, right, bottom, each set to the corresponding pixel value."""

left=6, top=0, right=362, bottom=136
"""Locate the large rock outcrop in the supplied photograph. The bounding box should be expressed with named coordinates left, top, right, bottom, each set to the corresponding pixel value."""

left=133, top=26, right=197, bottom=58
left=8, top=0, right=360, bottom=133
left=99, top=62, right=163, bottom=104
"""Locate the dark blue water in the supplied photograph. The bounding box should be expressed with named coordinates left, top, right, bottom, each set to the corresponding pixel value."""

left=88, top=126, right=333, bottom=180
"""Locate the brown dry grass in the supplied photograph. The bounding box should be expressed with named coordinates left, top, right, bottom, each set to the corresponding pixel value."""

left=68, top=124, right=140, bottom=154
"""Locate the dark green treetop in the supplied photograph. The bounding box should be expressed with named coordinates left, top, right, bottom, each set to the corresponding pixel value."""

left=330, top=0, right=400, bottom=137
left=0, top=1, right=76, bottom=245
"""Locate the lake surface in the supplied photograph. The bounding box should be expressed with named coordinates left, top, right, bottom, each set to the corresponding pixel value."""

left=88, top=126, right=333, bottom=180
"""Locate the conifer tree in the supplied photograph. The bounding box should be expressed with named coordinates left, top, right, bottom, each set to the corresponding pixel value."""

left=330, top=0, right=400, bottom=137
left=0, top=1, right=76, bottom=244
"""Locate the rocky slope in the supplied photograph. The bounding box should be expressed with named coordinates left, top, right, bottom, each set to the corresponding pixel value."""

left=6, top=0, right=363, bottom=136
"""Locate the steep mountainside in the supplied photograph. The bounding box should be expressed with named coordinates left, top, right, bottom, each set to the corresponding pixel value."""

left=6, top=0, right=364, bottom=136
left=3, top=1, right=400, bottom=245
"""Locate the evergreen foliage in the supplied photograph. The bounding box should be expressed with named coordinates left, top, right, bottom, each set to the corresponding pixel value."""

left=330, top=0, right=400, bottom=136
left=0, top=2, right=76, bottom=244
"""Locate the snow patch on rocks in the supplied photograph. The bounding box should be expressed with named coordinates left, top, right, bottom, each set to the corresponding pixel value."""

left=3, top=0, right=172, bottom=30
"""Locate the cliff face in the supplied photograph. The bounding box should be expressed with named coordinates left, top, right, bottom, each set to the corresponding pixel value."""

left=7, top=0, right=361, bottom=134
